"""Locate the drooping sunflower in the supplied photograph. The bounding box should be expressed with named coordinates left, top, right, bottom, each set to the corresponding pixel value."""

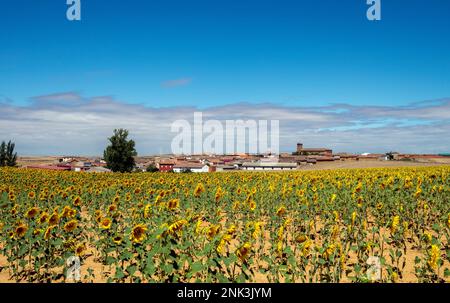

left=33, top=229, right=43, bottom=236
left=427, top=244, right=440, bottom=270
left=26, top=207, right=39, bottom=218
left=168, top=219, right=188, bottom=235
left=236, top=242, right=251, bottom=262
left=167, top=198, right=180, bottom=211
left=130, top=224, right=147, bottom=243
left=61, top=206, right=72, bottom=218
left=72, top=196, right=82, bottom=207
left=48, top=213, right=60, bottom=226
left=64, top=220, right=78, bottom=233
left=44, top=226, right=55, bottom=240
left=390, top=215, right=400, bottom=233
left=194, top=183, right=205, bottom=197
left=15, top=224, right=28, bottom=238
left=144, top=204, right=151, bottom=218
left=100, top=217, right=112, bottom=230
left=75, top=243, right=87, bottom=257
left=108, top=204, right=117, bottom=213
left=206, top=224, right=221, bottom=240
left=38, top=212, right=49, bottom=224
left=276, top=206, right=286, bottom=216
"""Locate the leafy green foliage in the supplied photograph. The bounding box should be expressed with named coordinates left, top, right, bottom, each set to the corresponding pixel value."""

left=103, top=129, right=137, bottom=173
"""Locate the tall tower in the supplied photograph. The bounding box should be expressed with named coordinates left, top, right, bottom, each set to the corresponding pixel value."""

left=297, top=143, right=303, bottom=153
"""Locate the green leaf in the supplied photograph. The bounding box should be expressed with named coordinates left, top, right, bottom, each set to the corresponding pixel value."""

left=190, top=261, right=203, bottom=273
left=106, top=256, right=116, bottom=265
left=126, top=265, right=137, bottom=276
left=114, top=266, right=125, bottom=279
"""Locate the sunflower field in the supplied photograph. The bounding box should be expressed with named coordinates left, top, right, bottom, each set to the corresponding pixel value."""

left=0, top=166, right=449, bottom=283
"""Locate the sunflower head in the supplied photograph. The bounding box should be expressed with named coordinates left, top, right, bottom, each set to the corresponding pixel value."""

left=64, top=220, right=78, bottom=233
left=15, top=224, right=28, bottom=238
left=100, top=217, right=112, bottom=230
left=48, top=213, right=60, bottom=226
left=75, top=243, right=87, bottom=257
left=26, top=207, right=39, bottom=218
left=236, top=242, right=252, bottom=262
left=130, top=224, right=147, bottom=244
left=276, top=206, right=286, bottom=216
left=167, top=198, right=180, bottom=211
left=108, top=204, right=117, bottom=213
left=72, top=196, right=82, bottom=207
left=113, top=236, right=123, bottom=245
left=44, top=226, right=55, bottom=240
left=37, top=212, right=49, bottom=224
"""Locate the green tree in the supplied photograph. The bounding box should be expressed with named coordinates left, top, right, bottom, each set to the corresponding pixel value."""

left=146, top=164, right=159, bottom=172
left=103, top=129, right=137, bottom=173
left=0, top=141, right=17, bottom=167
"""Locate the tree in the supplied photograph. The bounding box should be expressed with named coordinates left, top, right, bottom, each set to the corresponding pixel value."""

left=103, top=129, right=137, bottom=173
left=146, top=164, right=159, bottom=173
left=0, top=141, right=17, bottom=167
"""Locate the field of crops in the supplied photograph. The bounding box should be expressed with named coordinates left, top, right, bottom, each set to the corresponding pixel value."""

left=0, top=166, right=449, bottom=283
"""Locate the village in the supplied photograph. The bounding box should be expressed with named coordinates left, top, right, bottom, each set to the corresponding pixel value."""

left=19, top=142, right=450, bottom=173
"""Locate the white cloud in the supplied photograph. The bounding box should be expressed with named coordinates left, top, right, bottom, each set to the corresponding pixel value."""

left=0, top=93, right=449, bottom=155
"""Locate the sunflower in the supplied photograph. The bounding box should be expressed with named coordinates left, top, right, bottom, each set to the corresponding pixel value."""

left=249, top=200, right=256, bottom=211
left=144, top=204, right=151, bottom=218
left=112, top=196, right=120, bottom=204
left=194, top=183, right=205, bottom=197
left=61, top=206, right=72, bottom=218
left=236, top=242, right=251, bottom=262
left=295, top=234, right=308, bottom=244
left=72, top=196, right=82, bottom=206
left=168, top=219, right=188, bottom=235
left=390, top=215, right=400, bottom=233
left=206, top=224, right=221, bottom=240
left=15, top=224, right=28, bottom=238
left=427, top=244, right=440, bottom=270
left=28, top=191, right=36, bottom=199
left=108, top=204, right=117, bottom=213
left=44, top=226, right=55, bottom=239
left=75, top=243, right=87, bottom=257
left=113, top=236, right=123, bottom=245
left=167, top=198, right=180, bottom=211
left=26, top=207, right=39, bottom=218
left=276, top=206, right=286, bottom=216
left=130, top=224, right=147, bottom=243
left=38, top=212, right=49, bottom=224
left=100, top=217, right=112, bottom=230
left=33, top=229, right=43, bottom=236
left=64, top=220, right=78, bottom=233
left=48, top=213, right=60, bottom=226
left=0, top=222, right=3, bottom=231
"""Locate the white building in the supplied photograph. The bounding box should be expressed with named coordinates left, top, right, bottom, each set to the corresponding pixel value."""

left=173, top=162, right=210, bottom=173
left=241, top=162, right=297, bottom=171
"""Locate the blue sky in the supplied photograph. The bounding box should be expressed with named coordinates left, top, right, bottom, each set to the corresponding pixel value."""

left=1, top=0, right=450, bottom=155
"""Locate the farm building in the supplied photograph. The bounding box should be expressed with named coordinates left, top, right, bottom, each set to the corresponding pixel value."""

left=241, top=162, right=297, bottom=171
left=293, top=143, right=333, bottom=157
